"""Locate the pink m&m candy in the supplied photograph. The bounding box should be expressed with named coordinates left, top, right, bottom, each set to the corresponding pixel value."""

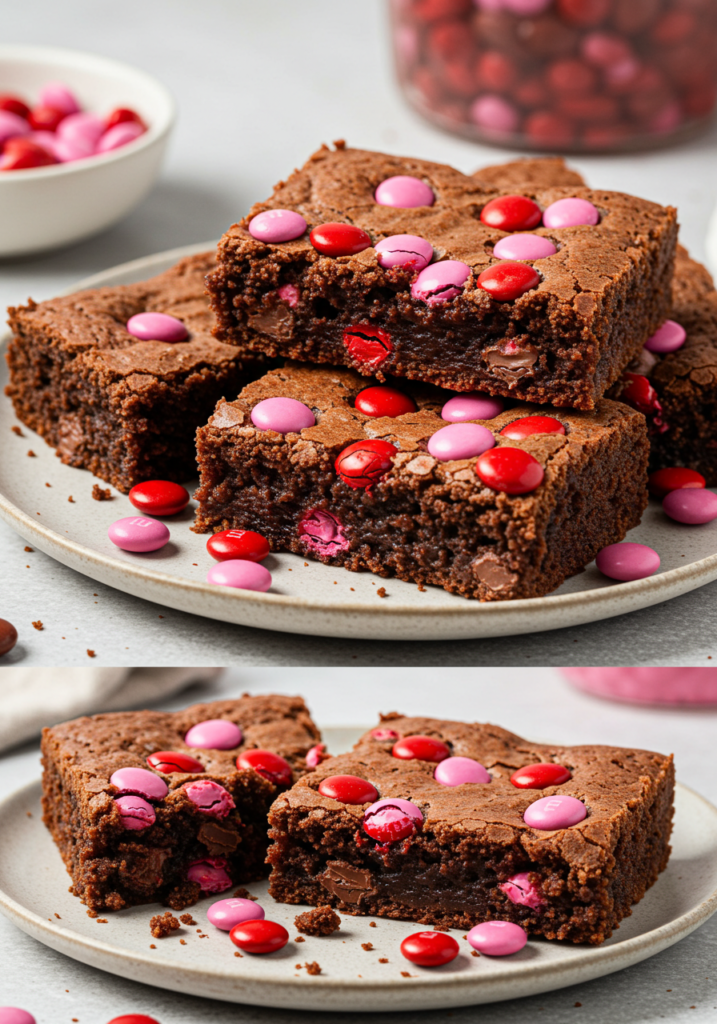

left=126, top=312, right=188, bottom=342
left=467, top=921, right=528, bottom=956
left=207, top=897, right=265, bottom=931
left=523, top=794, right=586, bottom=830
left=108, top=517, right=170, bottom=553
left=185, top=779, right=236, bottom=817
left=97, top=120, right=145, bottom=153
left=110, top=767, right=168, bottom=801
left=57, top=112, right=105, bottom=154
left=500, top=872, right=544, bottom=909
left=206, top=560, right=272, bottom=592
left=434, top=756, right=491, bottom=786
left=0, top=1011, right=36, bottom=1024
left=427, top=422, right=495, bottom=461
left=185, top=719, right=242, bottom=749
left=375, top=175, right=434, bottom=208
left=375, top=233, right=434, bottom=270
left=644, top=320, right=687, bottom=354
left=542, top=198, right=600, bottom=228
left=493, top=234, right=557, bottom=261
left=663, top=489, right=717, bottom=525
left=187, top=858, right=232, bottom=893
left=114, top=794, right=156, bottom=830
left=0, top=110, right=30, bottom=145
left=39, top=81, right=80, bottom=116
left=250, top=396, right=315, bottom=433
left=411, top=260, right=472, bottom=305
left=470, top=94, right=520, bottom=134
left=249, top=209, right=307, bottom=243
left=596, top=542, right=660, bottom=582
left=441, top=393, right=504, bottom=422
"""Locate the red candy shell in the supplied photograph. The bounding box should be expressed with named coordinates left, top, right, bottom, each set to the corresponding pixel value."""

left=480, top=195, right=542, bottom=232
left=105, top=106, right=146, bottom=131
left=510, top=763, right=572, bottom=789
left=310, top=222, right=371, bottom=257
left=355, top=386, right=416, bottom=418
left=343, top=324, right=393, bottom=367
left=616, top=373, right=662, bottom=415
left=400, top=931, right=460, bottom=966
left=28, top=105, right=65, bottom=132
left=392, top=735, right=450, bottom=763
left=0, top=94, right=31, bottom=119
left=128, top=480, right=190, bottom=516
left=1, top=139, right=56, bottom=170
left=477, top=262, right=540, bottom=302
left=237, top=749, right=293, bottom=787
left=206, top=529, right=270, bottom=563
left=146, top=750, right=205, bottom=774
left=335, top=439, right=397, bottom=489
left=107, top=1017, right=162, bottom=1024
left=230, top=919, right=289, bottom=955
left=500, top=416, right=565, bottom=440
left=475, top=448, right=544, bottom=495
left=648, top=467, right=706, bottom=500
left=318, top=774, right=379, bottom=804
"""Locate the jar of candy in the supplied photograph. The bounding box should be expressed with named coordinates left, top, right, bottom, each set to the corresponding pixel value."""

left=561, top=668, right=717, bottom=705
left=389, top=0, right=717, bottom=152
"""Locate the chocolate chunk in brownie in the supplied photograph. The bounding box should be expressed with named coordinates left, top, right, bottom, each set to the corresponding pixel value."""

left=294, top=905, right=341, bottom=936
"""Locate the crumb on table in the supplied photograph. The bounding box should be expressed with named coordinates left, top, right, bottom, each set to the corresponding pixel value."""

left=400, top=971, right=412, bottom=978
left=361, top=942, right=374, bottom=951
left=92, top=484, right=112, bottom=501
left=233, top=888, right=255, bottom=900
left=27, top=450, right=36, bottom=457
left=369, top=921, right=377, bottom=928
left=379, top=958, right=388, bottom=963
left=305, top=961, right=321, bottom=976
left=68, top=495, right=75, bottom=503
left=179, top=914, right=196, bottom=926
left=294, top=905, right=341, bottom=936
left=150, top=911, right=180, bottom=938
left=96, top=918, right=108, bottom=924
left=295, top=935, right=305, bottom=942
left=87, top=649, right=96, bottom=658
left=11, top=425, right=23, bottom=436
left=31, top=620, right=43, bottom=631
left=376, top=587, right=387, bottom=598
left=24, top=546, right=33, bottom=552
left=471, top=950, right=480, bottom=957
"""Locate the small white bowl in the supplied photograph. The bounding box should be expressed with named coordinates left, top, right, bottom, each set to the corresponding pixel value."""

left=0, top=45, right=175, bottom=257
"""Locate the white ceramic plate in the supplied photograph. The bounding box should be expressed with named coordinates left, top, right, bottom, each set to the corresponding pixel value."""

left=1, top=244, right=716, bottom=641
left=0, top=726, right=715, bottom=1013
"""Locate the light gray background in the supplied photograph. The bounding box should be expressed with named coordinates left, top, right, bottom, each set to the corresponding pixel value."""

left=1, top=0, right=717, bottom=666
left=0, top=667, right=715, bottom=1022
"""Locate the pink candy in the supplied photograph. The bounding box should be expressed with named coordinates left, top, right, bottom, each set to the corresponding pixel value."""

left=500, top=872, right=544, bottom=910
left=375, top=233, right=434, bottom=270
left=305, top=743, right=327, bottom=767
left=542, top=198, right=600, bottom=229
left=97, top=120, right=145, bottom=153
left=427, top=422, right=495, bottom=461
left=187, top=858, right=232, bottom=894
left=110, top=767, right=168, bottom=801
left=470, top=94, right=520, bottom=134
left=434, top=756, right=491, bottom=786
left=278, top=283, right=300, bottom=307
left=250, top=396, right=315, bottom=433
left=57, top=112, right=105, bottom=151
left=0, top=111, right=30, bottom=145
left=185, top=779, right=236, bottom=818
left=207, top=897, right=264, bottom=931
left=663, top=489, right=717, bottom=525
left=107, top=516, right=170, bottom=553
left=467, top=921, right=528, bottom=956
left=493, top=234, right=557, bottom=261
left=206, top=559, right=272, bottom=592
left=114, top=794, right=156, bottom=830
left=523, top=794, right=587, bottom=830
left=371, top=728, right=400, bottom=741
left=644, top=320, right=687, bottom=354
left=126, top=312, right=189, bottom=342
left=375, top=175, right=434, bottom=208
left=298, top=509, right=349, bottom=555
left=441, top=393, right=504, bottom=422
left=185, top=719, right=243, bottom=749
left=411, top=260, right=472, bottom=305
left=39, top=81, right=80, bottom=115
left=249, top=209, right=307, bottom=243
left=0, top=1010, right=36, bottom=1024
left=596, top=541, right=661, bottom=582
left=364, top=797, right=423, bottom=825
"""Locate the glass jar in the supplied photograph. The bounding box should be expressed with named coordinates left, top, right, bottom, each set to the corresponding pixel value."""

left=389, top=0, right=717, bottom=152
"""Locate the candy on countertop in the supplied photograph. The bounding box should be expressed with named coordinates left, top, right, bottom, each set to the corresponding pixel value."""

left=126, top=312, right=188, bottom=342
left=374, top=233, right=433, bottom=270
left=310, top=222, right=372, bottom=257
left=107, top=1016, right=161, bottom=1024
left=441, top=393, right=504, bottom=422
left=500, top=415, right=565, bottom=439
left=663, top=488, right=717, bottom=525
left=335, top=439, right=397, bottom=489
left=206, top=529, right=270, bottom=563
left=206, top=559, right=272, bottom=592
left=648, top=467, right=706, bottom=499
left=146, top=750, right=205, bottom=774
left=434, top=756, right=491, bottom=786
left=510, top=763, right=572, bottom=788
left=248, top=209, right=307, bottom=243
left=542, top=197, right=600, bottom=228
left=184, top=779, right=236, bottom=817
left=467, top=921, right=528, bottom=955
left=475, top=447, right=545, bottom=494
left=318, top=775, right=379, bottom=804
left=411, top=260, right=472, bottom=304
left=186, top=857, right=232, bottom=893
left=114, top=794, right=156, bottom=830
left=477, top=261, right=540, bottom=301
left=493, top=234, right=557, bottom=261
left=363, top=798, right=423, bottom=843
left=644, top=319, right=687, bottom=354
left=354, top=385, right=416, bottom=418
left=0, top=619, right=18, bottom=657
left=107, top=516, right=170, bottom=553
left=595, top=541, right=660, bottom=582
left=236, top=749, right=293, bottom=786
left=250, top=396, right=315, bottom=433
left=207, top=897, right=265, bottom=931
left=392, top=735, right=450, bottom=762
left=229, top=918, right=289, bottom=954
left=480, top=195, right=542, bottom=231
left=185, top=719, right=242, bottom=750
left=374, top=175, right=435, bottom=208
left=110, top=767, right=168, bottom=801
left=128, top=480, right=190, bottom=517
left=500, top=872, right=545, bottom=909
left=400, top=931, right=460, bottom=966
left=523, top=794, right=587, bottom=830
left=427, top=422, right=495, bottom=461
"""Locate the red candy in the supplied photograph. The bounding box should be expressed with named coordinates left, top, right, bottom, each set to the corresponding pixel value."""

left=335, top=439, right=397, bottom=489
left=28, top=105, right=65, bottom=132
left=392, top=735, right=450, bottom=763
left=229, top=919, right=289, bottom=955
left=477, top=262, right=540, bottom=302
left=343, top=324, right=393, bottom=368
left=146, top=750, right=205, bottom=774
left=107, top=1017, right=162, bottom=1024
left=0, top=94, right=31, bottom=119
left=105, top=106, right=146, bottom=131
left=0, top=139, right=56, bottom=170
left=310, top=222, right=372, bottom=257
left=237, top=749, right=292, bottom=787
left=128, top=480, right=190, bottom=516
left=480, top=195, right=542, bottom=232
left=206, top=529, right=270, bottom=563
left=354, top=386, right=416, bottom=418
left=475, top=448, right=545, bottom=495
left=400, top=931, right=460, bottom=967
left=648, top=467, right=706, bottom=500
left=500, top=416, right=565, bottom=440
left=557, top=0, right=611, bottom=28
left=510, top=763, right=572, bottom=789
left=318, top=774, right=379, bottom=804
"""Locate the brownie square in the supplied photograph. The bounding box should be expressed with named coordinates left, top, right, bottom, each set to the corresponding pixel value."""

left=267, top=714, right=675, bottom=945
left=207, top=143, right=677, bottom=409
left=6, top=253, right=266, bottom=492
left=41, top=695, right=320, bottom=913
left=193, top=362, right=649, bottom=602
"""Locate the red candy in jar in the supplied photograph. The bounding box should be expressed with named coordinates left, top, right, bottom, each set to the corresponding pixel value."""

left=318, top=775, right=379, bottom=804
left=392, top=735, right=450, bottom=763
left=400, top=931, right=460, bottom=967
left=237, top=749, right=293, bottom=787
left=310, top=223, right=372, bottom=257
left=500, top=416, right=565, bottom=440
left=510, top=763, right=572, bottom=789
left=146, top=750, right=205, bottom=774
left=128, top=480, right=189, bottom=516
left=206, top=529, right=270, bottom=563
left=648, top=467, right=706, bottom=500
left=480, top=196, right=542, bottom=232
left=335, top=439, right=397, bottom=489
left=354, top=386, right=416, bottom=418
left=477, top=262, right=540, bottom=302
left=229, top=919, right=289, bottom=955
left=475, top=448, right=545, bottom=495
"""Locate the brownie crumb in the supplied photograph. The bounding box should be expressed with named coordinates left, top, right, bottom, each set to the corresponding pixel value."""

left=27, top=450, right=36, bottom=457
left=179, top=914, right=196, bottom=926
left=68, top=495, right=75, bottom=503
left=54, top=913, right=61, bottom=919
left=305, top=961, right=321, bottom=976
left=24, top=546, right=33, bottom=552
left=369, top=921, right=377, bottom=928
left=11, top=425, right=23, bottom=436
left=150, top=944, right=156, bottom=949
left=150, top=911, right=180, bottom=938
left=295, top=935, right=305, bottom=942
left=294, top=906, right=341, bottom=936
left=417, top=583, right=426, bottom=592
left=32, top=620, right=43, bottom=631
left=233, top=888, right=255, bottom=900
left=376, top=587, right=387, bottom=598
left=575, top=1003, right=582, bottom=1008
left=26, top=811, right=32, bottom=817
left=180, top=939, right=186, bottom=945
left=45, top=482, right=51, bottom=488
left=96, top=918, right=108, bottom=924
left=361, top=942, right=374, bottom=951
left=379, top=958, right=389, bottom=963
left=92, top=484, right=113, bottom=501
left=86, top=649, right=96, bottom=658
left=401, top=971, right=412, bottom=978
left=234, top=951, right=242, bottom=957
left=471, top=950, right=480, bottom=957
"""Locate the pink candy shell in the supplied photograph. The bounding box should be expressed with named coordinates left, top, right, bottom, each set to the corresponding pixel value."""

left=187, top=859, right=232, bottom=894
left=0, top=110, right=30, bottom=145
left=185, top=779, right=236, bottom=817
left=470, top=95, right=520, bottom=134
left=250, top=396, right=315, bottom=433
left=185, top=719, right=243, bottom=750
left=57, top=112, right=105, bottom=148
left=114, top=794, right=156, bottom=830
left=0, top=1010, right=36, bottom=1024
left=364, top=797, right=423, bottom=823
left=107, top=516, right=170, bottom=553
left=97, top=120, right=145, bottom=153
left=110, top=767, right=168, bottom=801
left=39, top=81, right=80, bottom=116
left=467, top=921, right=528, bottom=956
left=500, top=872, right=544, bottom=910
left=542, top=198, right=600, bottom=229
left=441, top=393, right=504, bottom=422
left=663, top=489, right=717, bottom=525
left=595, top=542, right=660, bottom=582
left=523, top=794, right=587, bottom=830
left=644, top=320, right=687, bottom=354
left=561, top=667, right=717, bottom=706
left=306, top=743, right=327, bottom=767
left=206, top=559, right=272, bottom=592
left=375, top=234, right=434, bottom=270
left=126, top=312, right=188, bottom=342
left=411, top=260, right=472, bottom=305
left=249, top=208, right=307, bottom=243
left=503, top=0, right=551, bottom=12
left=493, top=234, right=557, bottom=261
left=207, top=897, right=265, bottom=931
left=375, top=175, right=434, bottom=209
left=427, top=422, right=495, bottom=462
left=434, top=756, right=491, bottom=786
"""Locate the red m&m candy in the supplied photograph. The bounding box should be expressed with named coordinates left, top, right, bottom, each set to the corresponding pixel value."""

left=355, top=386, right=416, bottom=418
left=0, top=139, right=56, bottom=170
left=28, top=105, right=65, bottom=132
left=510, top=763, right=572, bottom=789
left=648, top=467, right=706, bottom=500
left=318, top=775, right=379, bottom=804
left=343, top=324, right=393, bottom=367
left=335, top=439, right=397, bottom=489
left=229, top=919, right=289, bottom=955
left=392, top=735, right=450, bottom=762
left=475, top=448, right=544, bottom=494
left=0, top=94, right=31, bottom=119
left=237, top=749, right=292, bottom=787
left=400, top=931, right=459, bottom=967
left=616, top=373, right=662, bottom=416
left=500, top=416, right=565, bottom=440
left=107, top=1016, right=162, bottom=1024
left=206, top=529, right=270, bottom=562
left=105, top=107, right=146, bottom=132
left=480, top=195, right=542, bottom=232
left=128, top=480, right=189, bottom=516
left=363, top=798, right=423, bottom=843
left=310, top=223, right=371, bottom=257
left=477, top=262, right=540, bottom=302
left=146, top=751, right=205, bottom=774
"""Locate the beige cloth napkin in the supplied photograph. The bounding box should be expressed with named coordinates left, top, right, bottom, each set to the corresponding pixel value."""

left=0, top=667, right=222, bottom=752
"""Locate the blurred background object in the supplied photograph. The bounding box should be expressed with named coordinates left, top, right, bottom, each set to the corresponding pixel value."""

left=562, top=666, right=717, bottom=704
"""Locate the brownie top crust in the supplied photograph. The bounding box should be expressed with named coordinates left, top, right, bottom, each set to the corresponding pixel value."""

left=473, top=156, right=586, bottom=190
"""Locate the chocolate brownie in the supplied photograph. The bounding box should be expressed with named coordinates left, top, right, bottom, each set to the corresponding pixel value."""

left=6, top=253, right=266, bottom=492
left=473, top=156, right=586, bottom=190
left=193, top=362, right=649, bottom=602
left=41, top=695, right=320, bottom=913
left=207, top=142, right=677, bottom=409
left=267, top=714, right=674, bottom=944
